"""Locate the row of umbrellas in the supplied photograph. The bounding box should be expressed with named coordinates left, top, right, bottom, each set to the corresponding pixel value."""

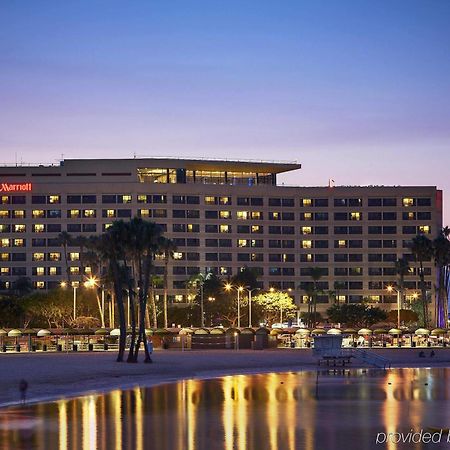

left=294, top=327, right=446, bottom=336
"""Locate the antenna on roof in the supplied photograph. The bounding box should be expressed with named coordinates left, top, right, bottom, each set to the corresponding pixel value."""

left=133, top=152, right=137, bottom=159
left=328, top=178, right=335, bottom=188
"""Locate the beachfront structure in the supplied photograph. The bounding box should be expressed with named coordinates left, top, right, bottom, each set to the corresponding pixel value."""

left=0, top=158, right=443, bottom=314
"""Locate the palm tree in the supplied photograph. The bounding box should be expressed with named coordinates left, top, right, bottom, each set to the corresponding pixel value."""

left=333, top=281, right=346, bottom=304
left=309, top=267, right=324, bottom=327
left=394, top=257, right=410, bottom=310
left=159, top=237, right=177, bottom=328
left=410, top=234, right=433, bottom=327
left=433, top=228, right=450, bottom=327
left=188, top=271, right=213, bottom=327
left=57, top=231, right=73, bottom=284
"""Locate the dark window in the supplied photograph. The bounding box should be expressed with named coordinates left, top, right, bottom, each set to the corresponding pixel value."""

left=368, top=240, right=382, bottom=248
left=383, top=226, right=397, bottom=234
left=315, top=226, right=329, bottom=234
left=117, top=209, right=132, bottom=218
left=67, top=195, right=82, bottom=204
left=334, top=254, right=348, bottom=262
left=417, top=212, right=431, bottom=220
left=238, top=253, right=250, bottom=262
left=237, top=225, right=250, bottom=233
left=417, top=198, right=431, bottom=206
left=250, top=198, right=263, bottom=206
left=186, top=252, right=200, bottom=261
left=205, top=239, right=218, bottom=247
left=186, top=196, right=200, bottom=204
left=349, top=240, right=362, bottom=248
left=335, top=226, right=348, bottom=234
left=282, top=198, right=295, bottom=207
left=102, top=195, right=116, bottom=204
left=349, top=226, right=362, bottom=234
left=315, top=212, right=329, bottom=220
left=269, top=198, right=281, bottom=206
left=349, top=254, right=363, bottom=262
left=349, top=282, right=363, bottom=290
left=383, top=212, right=397, bottom=220
left=314, top=198, right=328, bottom=207
left=368, top=198, right=382, bottom=207
left=11, top=253, right=26, bottom=261
left=335, top=268, right=348, bottom=276
left=173, top=266, right=186, bottom=275
left=82, top=195, right=96, bottom=203
left=237, top=197, right=250, bottom=206
left=348, top=198, right=362, bottom=207
left=82, top=224, right=97, bottom=232
left=383, top=254, right=397, bottom=262
left=282, top=226, right=295, bottom=234
left=403, top=226, right=417, bottom=234
left=368, top=253, right=382, bottom=262
left=11, top=196, right=26, bottom=204
left=172, top=195, right=185, bottom=204
left=368, top=212, right=382, bottom=220
left=186, top=210, right=200, bottom=219
left=282, top=240, right=295, bottom=248
left=269, top=240, right=281, bottom=248
left=315, top=240, right=329, bottom=248
left=32, top=195, right=46, bottom=204
left=219, top=253, right=232, bottom=261
left=48, top=210, right=61, bottom=218
left=173, top=238, right=186, bottom=247
left=205, top=225, right=218, bottom=233
left=281, top=212, right=295, bottom=220
left=47, top=224, right=61, bottom=233
left=205, top=210, right=218, bottom=219
left=269, top=226, right=282, bottom=234
left=173, top=224, right=186, bottom=233
left=383, top=198, right=397, bottom=207
left=205, top=253, right=218, bottom=261
left=187, top=238, right=200, bottom=246
left=368, top=226, right=382, bottom=234
left=282, top=268, right=295, bottom=276
left=67, top=224, right=81, bottom=233
left=334, top=198, right=347, bottom=207
left=369, top=267, right=382, bottom=276
left=153, top=209, right=167, bottom=218
left=153, top=195, right=166, bottom=204
left=173, top=210, right=186, bottom=218
left=334, top=212, right=348, bottom=221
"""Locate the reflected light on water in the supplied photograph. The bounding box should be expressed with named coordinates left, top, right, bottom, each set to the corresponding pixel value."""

left=2, top=368, right=450, bottom=449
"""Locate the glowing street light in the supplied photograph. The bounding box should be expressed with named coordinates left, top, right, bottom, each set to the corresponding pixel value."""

left=61, top=281, right=78, bottom=321
left=387, top=285, right=401, bottom=329
left=225, top=283, right=244, bottom=328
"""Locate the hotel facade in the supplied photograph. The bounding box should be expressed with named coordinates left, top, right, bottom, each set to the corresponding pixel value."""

left=0, top=158, right=443, bottom=314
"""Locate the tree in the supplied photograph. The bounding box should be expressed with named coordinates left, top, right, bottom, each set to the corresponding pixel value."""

left=231, top=266, right=259, bottom=290
left=252, top=291, right=297, bottom=326
left=326, top=304, right=387, bottom=327
left=188, top=271, right=213, bottom=327
left=11, top=277, right=33, bottom=297
left=433, top=228, right=450, bottom=327
left=394, top=257, right=410, bottom=309
left=57, top=231, right=73, bottom=284
left=410, top=234, right=433, bottom=327
left=299, top=267, right=325, bottom=327
left=387, top=309, right=419, bottom=325
left=158, top=237, right=177, bottom=328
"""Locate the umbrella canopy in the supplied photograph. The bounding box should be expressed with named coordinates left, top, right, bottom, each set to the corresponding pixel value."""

left=415, top=328, right=430, bottom=336
left=342, top=328, right=357, bottom=335
left=240, top=327, right=255, bottom=335
left=358, top=328, right=372, bottom=336
left=373, top=329, right=388, bottom=335
left=36, top=329, right=51, bottom=337
left=8, top=329, right=22, bottom=337
left=179, top=328, right=194, bottom=335
left=0, top=329, right=8, bottom=336
left=311, top=328, right=326, bottom=335
left=226, top=327, right=241, bottom=335
left=431, top=328, right=446, bottom=336
left=210, top=328, right=225, bottom=335
left=295, top=328, right=311, bottom=336
left=22, top=328, right=37, bottom=335
left=193, top=328, right=210, bottom=335
left=327, top=328, right=342, bottom=335
left=389, top=328, right=402, bottom=335
left=110, top=328, right=121, bottom=336
left=95, top=329, right=109, bottom=336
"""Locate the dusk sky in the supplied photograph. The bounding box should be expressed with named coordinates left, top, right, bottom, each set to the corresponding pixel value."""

left=1, top=1, right=449, bottom=223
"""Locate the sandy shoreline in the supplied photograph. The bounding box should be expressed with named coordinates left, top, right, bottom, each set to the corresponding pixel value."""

left=1, top=348, right=450, bottom=408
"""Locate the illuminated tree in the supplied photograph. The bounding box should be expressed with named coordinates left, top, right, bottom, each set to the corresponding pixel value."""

left=252, top=291, right=296, bottom=325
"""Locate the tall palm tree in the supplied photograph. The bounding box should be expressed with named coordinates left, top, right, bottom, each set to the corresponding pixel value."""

left=188, top=271, right=213, bottom=327
left=159, top=237, right=177, bottom=328
left=394, top=257, right=410, bottom=310
left=410, top=234, right=433, bottom=327
left=310, top=267, right=325, bottom=327
left=57, top=231, right=73, bottom=284
left=433, top=228, right=450, bottom=327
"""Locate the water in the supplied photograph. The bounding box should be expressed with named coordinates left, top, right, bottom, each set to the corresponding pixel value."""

left=1, top=368, right=449, bottom=450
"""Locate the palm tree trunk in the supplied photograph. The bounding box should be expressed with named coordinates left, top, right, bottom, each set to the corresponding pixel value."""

left=419, top=261, right=428, bottom=327
left=150, top=284, right=157, bottom=328
left=111, top=264, right=126, bottom=362
left=163, top=259, right=168, bottom=328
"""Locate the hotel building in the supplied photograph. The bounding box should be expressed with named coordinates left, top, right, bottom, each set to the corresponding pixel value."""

left=0, top=158, right=443, bottom=313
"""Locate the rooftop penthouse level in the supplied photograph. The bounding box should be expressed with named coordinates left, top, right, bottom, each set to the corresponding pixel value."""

left=0, top=158, right=302, bottom=186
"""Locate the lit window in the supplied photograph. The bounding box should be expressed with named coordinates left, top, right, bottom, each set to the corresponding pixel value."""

left=272, top=212, right=280, bottom=220
left=220, top=211, right=231, bottom=219
left=0, top=253, right=8, bottom=261
left=338, top=240, right=347, bottom=248
left=204, top=196, right=216, bottom=205
left=49, top=267, right=58, bottom=275
left=220, top=267, right=230, bottom=275
left=106, top=209, right=116, bottom=218
left=302, top=240, right=312, bottom=249
left=0, top=211, right=8, bottom=219
left=83, top=209, right=96, bottom=218
left=406, top=212, right=415, bottom=220
left=70, top=267, right=80, bottom=275
left=1, top=239, right=10, bottom=247
left=251, top=212, right=262, bottom=219
left=104, top=223, right=112, bottom=230
left=219, top=197, right=230, bottom=205
left=301, top=226, right=312, bottom=235
left=14, top=224, right=26, bottom=233
left=0, top=225, right=8, bottom=233
left=403, top=198, right=414, bottom=207
left=70, top=252, right=80, bottom=261
left=220, top=225, right=230, bottom=233
left=139, top=209, right=150, bottom=217
left=302, top=199, right=312, bottom=207
left=301, top=295, right=309, bottom=303
left=419, top=225, right=430, bottom=234
left=251, top=225, right=260, bottom=233
left=1, top=196, right=8, bottom=205
left=13, top=210, right=25, bottom=218
left=367, top=295, right=380, bottom=303
left=33, top=253, right=45, bottom=261
left=304, top=213, right=312, bottom=220
left=33, top=224, right=45, bottom=233
left=350, top=212, right=361, bottom=221
left=0, top=267, right=10, bottom=275
left=174, top=295, right=184, bottom=302
left=173, top=252, right=183, bottom=260
left=48, top=195, right=60, bottom=204
left=306, top=254, right=313, bottom=262
left=137, top=195, right=148, bottom=203
left=238, top=239, right=248, bottom=248
left=49, top=252, right=61, bottom=261
left=237, top=211, right=249, bottom=220
left=36, top=267, right=45, bottom=276
left=14, top=239, right=25, bottom=247
left=187, top=224, right=195, bottom=232
left=32, top=210, right=45, bottom=218
left=84, top=266, right=92, bottom=274
left=35, top=281, right=45, bottom=289
left=69, top=209, right=80, bottom=218
left=121, top=195, right=132, bottom=204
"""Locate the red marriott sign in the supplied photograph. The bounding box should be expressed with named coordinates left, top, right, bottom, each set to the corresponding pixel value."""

left=0, top=182, right=32, bottom=192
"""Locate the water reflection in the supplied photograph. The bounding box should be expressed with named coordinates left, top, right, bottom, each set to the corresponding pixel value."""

left=2, top=368, right=450, bottom=449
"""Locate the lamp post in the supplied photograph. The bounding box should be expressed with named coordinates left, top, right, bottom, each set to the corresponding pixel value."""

left=387, top=285, right=401, bottom=329
left=225, top=284, right=244, bottom=328
left=244, top=287, right=258, bottom=328
left=61, top=281, right=78, bottom=321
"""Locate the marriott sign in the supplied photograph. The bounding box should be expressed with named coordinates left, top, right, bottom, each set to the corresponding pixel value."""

left=0, top=182, right=33, bottom=192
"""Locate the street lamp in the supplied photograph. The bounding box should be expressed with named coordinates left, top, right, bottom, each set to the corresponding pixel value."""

left=61, top=281, right=78, bottom=321
left=244, top=286, right=259, bottom=328
left=83, top=276, right=106, bottom=328
left=269, top=287, right=293, bottom=325
left=387, top=285, right=401, bottom=329
left=225, top=283, right=244, bottom=328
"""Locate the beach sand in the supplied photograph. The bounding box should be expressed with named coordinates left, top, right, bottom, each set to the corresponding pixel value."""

left=1, top=348, right=450, bottom=407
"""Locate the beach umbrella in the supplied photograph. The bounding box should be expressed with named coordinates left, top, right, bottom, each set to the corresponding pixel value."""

left=8, top=329, right=22, bottom=337
left=342, top=328, right=357, bottom=335
left=0, top=329, right=7, bottom=336
left=327, top=328, right=342, bottom=335
left=358, top=328, right=372, bottom=336
left=373, top=329, right=388, bottom=335
left=389, top=328, right=402, bottom=335
left=311, top=328, right=326, bottom=335
left=210, top=328, right=225, bottom=334
left=431, top=328, right=446, bottom=336
left=193, top=328, right=210, bottom=335
left=179, top=328, right=194, bottom=335
left=415, top=328, right=430, bottom=336
left=295, top=328, right=311, bottom=336
left=95, top=329, right=109, bottom=336
left=37, top=329, right=51, bottom=337
left=226, top=327, right=241, bottom=335
left=110, top=328, right=121, bottom=336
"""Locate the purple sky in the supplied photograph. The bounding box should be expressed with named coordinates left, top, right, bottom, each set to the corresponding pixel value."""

left=1, top=1, right=449, bottom=224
